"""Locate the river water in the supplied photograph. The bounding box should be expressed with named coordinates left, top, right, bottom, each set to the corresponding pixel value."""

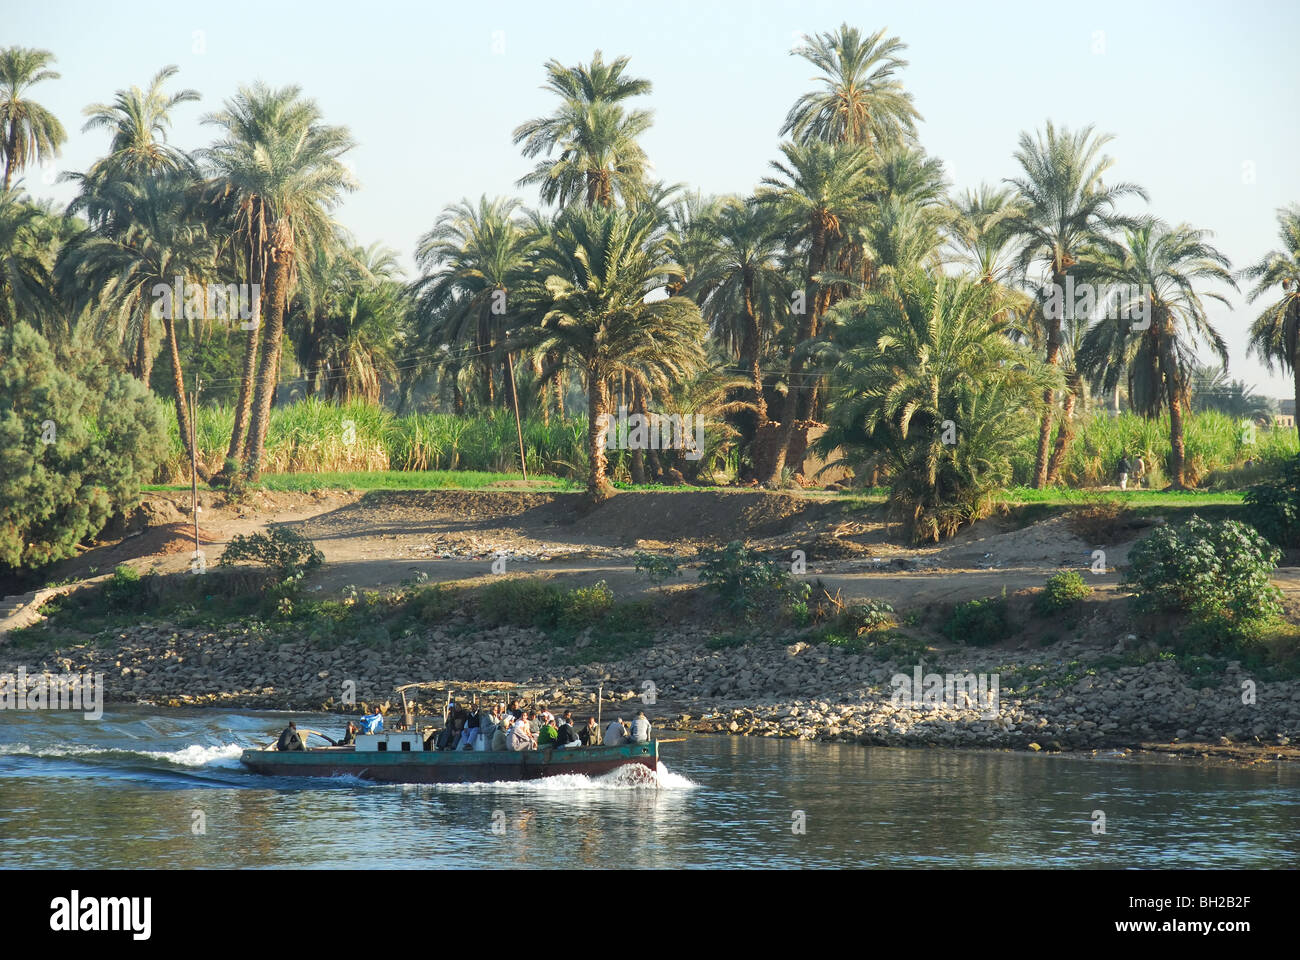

left=1, top=707, right=1296, bottom=868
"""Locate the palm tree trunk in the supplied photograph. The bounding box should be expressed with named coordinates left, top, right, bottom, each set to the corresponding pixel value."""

left=1034, top=272, right=1065, bottom=488
left=1293, top=355, right=1300, bottom=446
left=1169, top=397, right=1187, bottom=489
left=243, top=221, right=293, bottom=479
left=1046, top=374, right=1080, bottom=485
left=163, top=314, right=209, bottom=482
left=742, top=278, right=768, bottom=428
left=134, top=312, right=154, bottom=387
left=586, top=366, right=614, bottom=503
left=3, top=125, right=17, bottom=191
left=222, top=259, right=263, bottom=474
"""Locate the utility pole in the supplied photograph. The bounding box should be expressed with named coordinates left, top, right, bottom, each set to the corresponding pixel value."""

left=506, top=351, right=527, bottom=481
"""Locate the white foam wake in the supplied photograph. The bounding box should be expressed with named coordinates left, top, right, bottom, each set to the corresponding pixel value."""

left=428, top=761, right=699, bottom=793
left=0, top=742, right=245, bottom=768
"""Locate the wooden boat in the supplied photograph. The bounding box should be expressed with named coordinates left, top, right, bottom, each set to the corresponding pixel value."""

left=239, top=680, right=661, bottom=784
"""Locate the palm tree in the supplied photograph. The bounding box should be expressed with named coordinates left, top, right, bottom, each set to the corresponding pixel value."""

left=755, top=140, right=874, bottom=482
left=1188, top=363, right=1274, bottom=421
left=57, top=172, right=214, bottom=476
left=945, top=185, right=1024, bottom=287
left=0, top=47, right=66, bottom=191
left=782, top=25, right=920, bottom=150
left=513, top=52, right=653, bottom=209
left=1006, top=121, right=1148, bottom=487
left=1241, top=204, right=1300, bottom=442
left=817, top=268, right=1052, bottom=541
left=0, top=188, right=60, bottom=329
left=1077, top=220, right=1236, bottom=488
left=80, top=65, right=199, bottom=180
left=692, top=197, right=790, bottom=432
left=201, top=83, right=357, bottom=478
left=411, top=196, right=537, bottom=408
left=519, top=204, right=706, bottom=502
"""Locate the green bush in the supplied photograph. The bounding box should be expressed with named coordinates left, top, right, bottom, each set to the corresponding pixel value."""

left=101, top=564, right=158, bottom=613
left=559, top=580, right=614, bottom=629
left=1036, top=570, right=1093, bottom=615
left=0, top=323, right=169, bottom=570
left=476, top=578, right=564, bottom=628
left=218, top=528, right=324, bottom=587
left=633, top=551, right=682, bottom=589
left=1242, top=454, right=1300, bottom=548
left=1123, top=516, right=1283, bottom=630
left=944, top=594, right=1009, bottom=647
left=408, top=583, right=461, bottom=623
left=696, top=541, right=791, bottom=617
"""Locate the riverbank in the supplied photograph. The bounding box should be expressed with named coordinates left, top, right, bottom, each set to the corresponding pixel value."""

left=7, top=612, right=1298, bottom=761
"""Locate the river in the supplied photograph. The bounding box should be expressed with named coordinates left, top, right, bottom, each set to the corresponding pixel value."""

left=1, top=707, right=1296, bottom=868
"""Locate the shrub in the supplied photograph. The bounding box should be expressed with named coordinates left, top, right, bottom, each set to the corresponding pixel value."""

left=476, top=578, right=564, bottom=628
left=696, top=541, right=791, bottom=617
left=0, top=323, right=169, bottom=570
left=1036, top=570, right=1093, bottom=615
left=559, top=580, right=614, bottom=629
left=218, top=528, right=324, bottom=587
left=944, top=594, right=1009, bottom=647
left=633, top=551, right=682, bottom=589
left=409, top=584, right=461, bottom=623
left=1242, top=454, right=1300, bottom=548
left=1123, top=516, right=1283, bottom=628
left=101, top=564, right=158, bottom=613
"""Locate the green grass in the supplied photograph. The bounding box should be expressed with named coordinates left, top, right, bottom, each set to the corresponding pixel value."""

left=1002, top=486, right=1245, bottom=506
left=144, top=469, right=580, bottom=493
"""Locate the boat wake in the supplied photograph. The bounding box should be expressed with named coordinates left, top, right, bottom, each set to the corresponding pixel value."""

left=427, top=762, right=699, bottom=793
left=0, top=742, right=246, bottom=769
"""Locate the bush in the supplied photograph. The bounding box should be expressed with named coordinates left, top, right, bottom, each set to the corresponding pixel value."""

left=218, top=528, right=324, bottom=587
left=633, top=551, right=682, bottom=589
left=408, top=583, right=461, bottom=623
left=476, top=578, right=564, bottom=628
left=101, top=564, right=159, bottom=613
left=1036, top=570, right=1093, bottom=615
left=559, top=580, right=614, bottom=629
left=1242, top=454, right=1300, bottom=548
left=1123, top=516, right=1282, bottom=629
left=0, top=323, right=169, bottom=570
left=944, top=594, right=1009, bottom=647
left=696, top=541, right=791, bottom=617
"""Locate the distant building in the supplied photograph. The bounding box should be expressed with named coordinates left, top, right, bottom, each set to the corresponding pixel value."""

left=1275, top=398, right=1296, bottom=430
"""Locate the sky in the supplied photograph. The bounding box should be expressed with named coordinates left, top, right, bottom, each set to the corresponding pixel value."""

left=11, top=0, right=1300, bottom=398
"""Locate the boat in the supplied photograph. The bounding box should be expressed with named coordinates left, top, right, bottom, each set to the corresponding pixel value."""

left=239, top=680, right=661, bottom=784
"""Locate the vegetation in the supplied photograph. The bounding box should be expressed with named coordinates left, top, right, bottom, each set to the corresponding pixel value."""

left=218, top=527, right=324, bottom=589
left=1035, top=570, right=1093, bottom=616
left=1242, top=454, right=1300, bottom=548
left=944, top=593, right=1010, bottom=647
left=695, top=540, right=792, bottom=617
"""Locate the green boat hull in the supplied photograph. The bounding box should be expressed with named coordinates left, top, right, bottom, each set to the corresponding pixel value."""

left=240, top=741, right=659, bottom=784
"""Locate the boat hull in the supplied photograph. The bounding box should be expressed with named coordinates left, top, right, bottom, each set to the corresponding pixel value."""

left=240, top=741, right=659, bottom=784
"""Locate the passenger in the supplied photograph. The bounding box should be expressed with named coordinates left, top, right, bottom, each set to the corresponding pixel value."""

left=556, top=716, right=581, bottom=749
left=478, top=707, right=499, bottom=752
left=360, top=710, right=384, bottom=735
left=580, top=716, right=602, bottom=746
left=491, top=718, right=509, bottom=752
left=538, top=715, right=559, bottom=749
left=605, top=717, right=628, bottom=746
left=629, top=710, right=652, bottom=743
left=529, top=710, right=543, bottom=739
left=340, top=722, right=357, bottom=746
left=460, top=705, right=481, bottom=751
left=277, top=722, right=305, bottom=751
left=508, top=712, right=536, bottom=751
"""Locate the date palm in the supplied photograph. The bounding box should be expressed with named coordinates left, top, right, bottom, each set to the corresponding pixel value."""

left=513, top=52, right=652, bottom=209
left=0, top=188, right=60, bottom=330
left=1241, top=204, right=1300, bottom=442
left=755, top=140, right=874, bottom=482
left=0, top=47, right=66, bottom=191
left=782, top=25, right=920, bottom=150
left=518, top=204, right=706, bottom=502
left=411, top=196, right=537, bottom=409
left=80, top=65, right=198, bottom=180
left=692, top=197, right=790, bottom=430
left=1006, top=121, right=1148, bottom=487
left=1077, top=220, right=1236, bottom=488
left=201, top=83, right=356, bottom=478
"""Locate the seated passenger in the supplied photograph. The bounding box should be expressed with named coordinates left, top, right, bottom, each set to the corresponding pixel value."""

left=340, top=722, right=357, bottom=746
left=538, top=716, right=558, bottom=749
left=556, top=716, right=581, bottom=749
left=580, top=717, right=602, bottom=746
left=491, top=719, right=509, bottom=752
left=605, top=717, right=627, bottom=747
left=360, top=711, right=384, bottom=735
left=508, top=712, right=535, bottom=751
left=629, top=710, right=652, bottom=743
left=277, top=722, right=305, bottom=751
left=478, top=707, right=499, bottom=752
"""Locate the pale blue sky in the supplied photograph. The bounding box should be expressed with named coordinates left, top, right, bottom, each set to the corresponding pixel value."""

left=13, top=0, right=1300, bottom=396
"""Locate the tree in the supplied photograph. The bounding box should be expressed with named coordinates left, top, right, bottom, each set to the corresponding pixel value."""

left=0, top=47, right=66, bottom=191
left=1006, top=121, right=1147, bottom=487
left=201, top=83, right=356, bottom=478
left=782, top=25, right=920, bottom=149
left=0, top=188, right=60, bottom=330
left=0, top=323, right=168, bottom=570
left=816, top=269, right=1052, bottom=541
left=58, top=173, right=215, bottom=476
left=80, top=65, right=199, bottom=180
left=756, top=140, right=874, bottom=482
left=411, top=196, right=536, bottom=408
left=1241, top=204, right=1300, bottom=443
left=692, top=197, right=790, bottom=432
left=1077, top=220, right=1236, bottom=489
left=513, top=51, right=652, bottom=208
left=520, top=204, right=706, bottom=502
